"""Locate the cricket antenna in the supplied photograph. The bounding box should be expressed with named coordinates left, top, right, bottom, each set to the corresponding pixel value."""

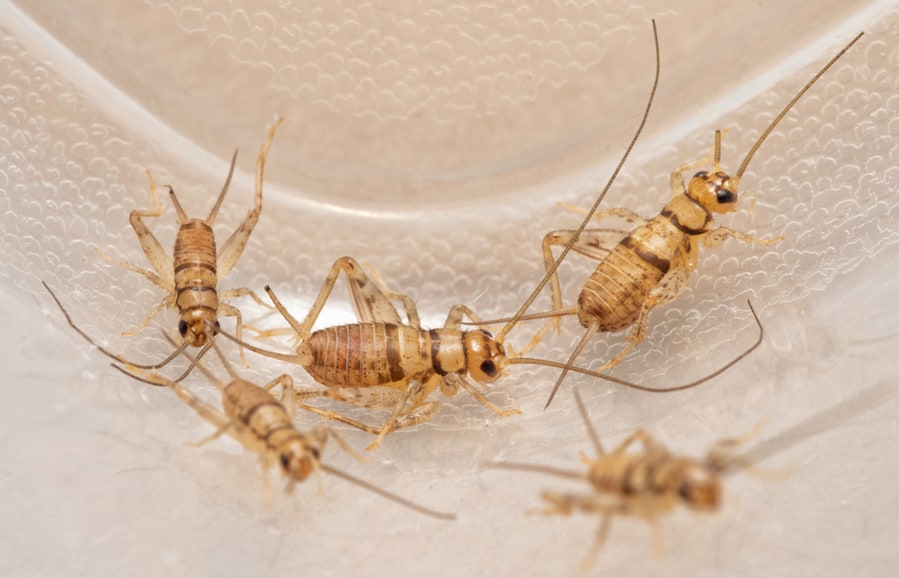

left=733, top=32, right=863, bottom=185
left=496, top=19, right=661, bottom=343
left=321, top=465, right=456, bottom=520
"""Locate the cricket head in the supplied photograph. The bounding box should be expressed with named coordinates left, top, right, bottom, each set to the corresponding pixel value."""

left=179, top=313, right=220, bottom=347
left=464, top=329, right=508, bottom=384
left=276, top=435, right=322, bottom=486
left=679, top=464, right=722, bottom=511
left=686, top=170, right=740, bottom=215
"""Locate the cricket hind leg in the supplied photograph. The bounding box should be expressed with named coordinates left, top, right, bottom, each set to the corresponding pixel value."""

left=299, top=396, right=442, bottom=448
left=524, top=229, right=624, bottom=356
left=541, top=229, right=621, bottom=322
left=265, top=256, right=406, bottom=345
left=362, top=260, right=422, bottom=327
left=443, top=303, right=497, bottom=332
left=126, top=169, right=175, bottom=281
left=216, top=117, right=283, bottom=277
left=96, top=169, right=177, bottom=337
left=557, top=202, right=649, bottom=228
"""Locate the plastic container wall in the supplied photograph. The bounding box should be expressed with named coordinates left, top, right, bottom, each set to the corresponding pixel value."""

left=1, top=1, right=898, bottom=576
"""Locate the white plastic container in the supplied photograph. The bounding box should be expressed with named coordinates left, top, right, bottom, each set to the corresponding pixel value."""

left=1, top=1, right=897, bottom=576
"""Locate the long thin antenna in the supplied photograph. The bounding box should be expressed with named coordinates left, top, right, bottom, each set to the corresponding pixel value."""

left=159, top=331, right=227, bottom=390
left=205, top=148, right=240, bottom=225
left=208, top=333, right=240, bottom=381
left=542, top=323, right=599, bottom=409
left=466, top=306, right=580, bottom=327
left=171, top=341, right=212, bottom=382
left=734, top=32, right=863, bottom=182
left=214, top=324, right=307, bottom=365
left=264, top=284, right=307, bottom=338
left=42, top=280, right=189, bottom=375
left=482, top=461, right=584, bottom=481
left=110, top=363, right=169, bottom=388
left=508, top=299, right=763, bottom=393
left=574, top=387, right=604, bottom=456
left=496, top=20, right=661, bottom=343
left=321, top=465, right=456, bottom=521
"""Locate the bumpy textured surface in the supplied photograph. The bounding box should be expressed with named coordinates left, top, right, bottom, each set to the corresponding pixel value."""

left=1, top=1, right=898, bottom=577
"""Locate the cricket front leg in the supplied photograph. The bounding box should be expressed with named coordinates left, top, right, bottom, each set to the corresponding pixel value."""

left=218, top=302, right=250, bottom=367
left=442, top=373, right=521, bottom=418
left=702, top=226, right=784, bottom=248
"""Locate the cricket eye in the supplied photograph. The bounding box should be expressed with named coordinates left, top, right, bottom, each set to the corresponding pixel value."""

left=479, top=360, right=497, bottom=377
left=716, top=188, right=735, bottom=204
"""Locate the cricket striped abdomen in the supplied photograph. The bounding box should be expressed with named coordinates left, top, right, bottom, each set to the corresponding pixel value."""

left=173, top=220, right=219, bottom=345
left=579, top=237, right=665, bottom=332
left=590, top=451, right=720, bottom=513
left=300, top=323, right=466, bottom=388
left=588, top=452, right=669, bottom=497
left=224, top=380, right=288, bottom=434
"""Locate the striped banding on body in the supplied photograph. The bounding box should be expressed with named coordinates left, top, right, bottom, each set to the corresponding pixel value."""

left=660, top=207, right=710, bottom=236
left=620, top=235, right=671, bottom=274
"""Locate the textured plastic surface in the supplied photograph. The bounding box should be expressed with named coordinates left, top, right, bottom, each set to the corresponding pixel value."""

left=1, top=1, right=898, bottom=576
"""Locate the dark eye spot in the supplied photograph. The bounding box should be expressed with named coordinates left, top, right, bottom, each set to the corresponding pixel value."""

left=716, top=188, right=735, bottom=204
left=678, top=485, right=692, bottom=500
left=178, top=320, right=189, bottom=336
left=693, top=170, right=709, bottom=179
left=213, top=321, right=221, bottom=333
left=480, top=360, right=497, bottom=377
left=310, top=447, right=320, bottom=460
left=280, top=453, right=291, bottom=470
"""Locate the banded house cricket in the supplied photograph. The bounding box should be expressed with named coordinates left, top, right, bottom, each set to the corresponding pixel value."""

left=94, top=117, right=283, bottom=374
left=43, top=282, right=455, bottom=520
left=488, top=388, right=747, bottom=571
left=487, top=31, right=864, bottom=409
left=487, top=383, right=896, bottom=572
left=217, top=256, right=522, bottom=451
